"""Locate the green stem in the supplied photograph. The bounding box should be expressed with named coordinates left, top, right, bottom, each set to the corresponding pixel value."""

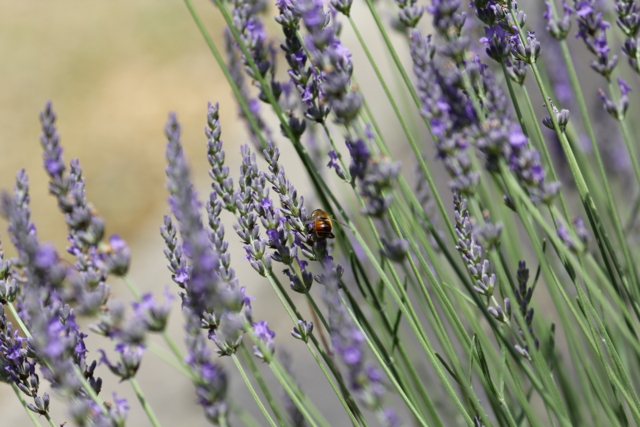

left=232, top=353, right=279, bottom=427
left=147, top=341, right=191, bottom=377
left=510, top=9, right=629, bottom=301
left=231, top=403, right=263, bottom=427
left=513, top=73, right=571, bottom=221
left=264, top=273, right=363, bottom=426
left=502, top=166, right=640, bottom=423
left=501, top=63, right=528, bottom=136
left=43, top=414, right=56, bottom=427
left=556, top=38, right=640, bottom=295
left=11, top=383, right=43, bottom=427
left=239, top=344, right=288, bottom=427
left=130, top=378, right=163, bottom=427
left=254, top=333, right=334, bottom=427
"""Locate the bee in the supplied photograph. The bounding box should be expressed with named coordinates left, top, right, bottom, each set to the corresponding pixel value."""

left=307, top=209, right=336, bottom=239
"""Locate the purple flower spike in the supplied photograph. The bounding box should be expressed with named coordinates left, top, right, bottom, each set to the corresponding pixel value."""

left=99, top=343, right=144, bottom=380
left=619, top=77, right=632, bottom=96
left=165, top=112, right=223, bottom=317
left=327, top=150, right=347, bottom=180
left=103, top=234, right=130, bottom=277
left=545, top=0, right=574, bottom=40
left=39, top=101, right=66, bottom=184
left=131, top=290, right=174, bottom=333
left=252, top=320, right=276, bottom=361
left=575, top=0, right=618, bottom=77
left=597, top=78, right=632, bottom=121
left=319, top=256, right=402, bottom=423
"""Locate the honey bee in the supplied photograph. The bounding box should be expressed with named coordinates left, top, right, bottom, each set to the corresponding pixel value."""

left=307, top=209, right=336, bottom=239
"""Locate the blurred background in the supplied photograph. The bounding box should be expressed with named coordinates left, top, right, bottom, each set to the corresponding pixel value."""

left=0, top=1, right=416, bottom=425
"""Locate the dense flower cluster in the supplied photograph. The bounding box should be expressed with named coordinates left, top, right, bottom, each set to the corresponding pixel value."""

left=1, top=169, right=125, bottom=426
left=164, top=112, right=237, bottom=422
left=299, top=0, right=362, bottom=124
left=410, top=30, right=480, bottom=195
left=415, top=0, right=561, bottom=204
left=276, top=0, right=329, bottom=126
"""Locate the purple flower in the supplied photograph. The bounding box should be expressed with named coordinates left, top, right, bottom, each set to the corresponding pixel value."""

left=619, top=77, right=632, bottom=95
left=508, top=125, right=528, bottom=148
left=34, top=244, right=58, bottom=271
left=345, top=138, right=370, bottom=181
left=575, top=0, right=618, bottom=77
left=103, top=234, right=130, bottom=276
left=165, top=113, right=224, bottom=317
left=260, top=198, right=273, bottom=210
left=342, top=345, right=362, bottom=366
left=252, top=320, right=276, bottom=361
left=131, top=289, right=174, bottom=332
left=98, top=343, right=144, bottom=380
left=296, top=0, right=362, bottom=124
left=556, top=219, right=580, bottom=253
left=253, top=320, right=276, bottom=341
left=393, top=0, right=424, bottom=29
left=184, top=315, right=230, bottom=425
left=598, top=78, right=632, bottom=120
left=545, top=0, right=574, bottom=39
left=39, top=101, right=66, bottom=183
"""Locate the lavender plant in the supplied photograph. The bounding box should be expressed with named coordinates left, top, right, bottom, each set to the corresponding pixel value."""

left=5, top=0, right=640, bottom=426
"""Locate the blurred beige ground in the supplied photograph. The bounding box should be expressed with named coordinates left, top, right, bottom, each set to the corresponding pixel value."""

left=0, top=1, right=425, bottom=426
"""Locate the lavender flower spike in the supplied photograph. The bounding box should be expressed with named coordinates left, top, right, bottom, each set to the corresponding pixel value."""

left=616, top=0, right=640, bottom=73
left=165, top=112, right=223, bottom=317
left=320, top=256, right=402, bottom=425
left=454, top=193, right=511, bottom=324
left=300, top=0, right=362, bottom=124
left=409, top=30, right=479, bottom=195
left=575, top=0, right=618, bottom=78
left=164, top=112, right=233, bottom=423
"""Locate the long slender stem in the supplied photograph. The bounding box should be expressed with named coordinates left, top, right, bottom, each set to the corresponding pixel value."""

left=264, top=273, right=362, bottom=426
left=239, top=344, right=288, bottom=427
left=232, top=353, right=279, bottom=427
left=130, top=378, right=163, bottom=427
left=43, top=414, right=56, bottom=427
left=502, top=165, right=640, bottom=422
left=10, top=383, right=43, bottom=427
left=554, top=35, right=640, bottom=294
left=509, top=7, right=630, bottom=302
